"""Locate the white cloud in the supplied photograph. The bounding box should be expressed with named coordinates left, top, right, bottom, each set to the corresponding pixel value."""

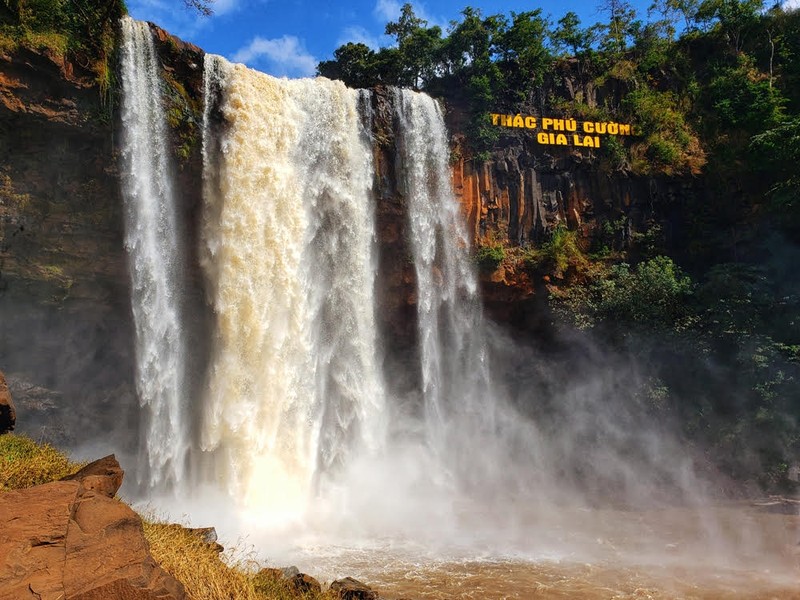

left=374, top=0, right=401, bottom=22
left=231, top=36, right=317, bottom=78
left=337, top=26, right=382, bottom=50
left=784, top=0, right=800, bottom=10
left=212, top=0, right=243, bottom=16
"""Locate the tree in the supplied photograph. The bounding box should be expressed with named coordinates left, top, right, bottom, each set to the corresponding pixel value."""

left=550, top=11, right=595, bottom=56
left=751, top=117, right=800, bottom=235
left=385, top=3, right=425, bottom=45
left=696, top=0, right=764, bottom=53
left=317, top=43, right=377, bottom=88
left=649, top=0, right=701, bottom=33
left=384, top=3, right=441, bottom=88
left=495, top=9, right=552, bottom=91
left=598, top=0, right=639, bottom=55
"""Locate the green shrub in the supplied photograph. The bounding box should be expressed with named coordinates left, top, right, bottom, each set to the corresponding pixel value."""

left=475, top=244, right=505, bottom=271
left=540, top=225, right=586, bottom=276
left=552, top=255, right=693, bottom=329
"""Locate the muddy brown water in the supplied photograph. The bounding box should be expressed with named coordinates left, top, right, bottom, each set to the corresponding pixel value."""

left=283, top=504, right=800, bottom=599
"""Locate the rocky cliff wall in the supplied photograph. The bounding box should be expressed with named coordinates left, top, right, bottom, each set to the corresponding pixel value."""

left=447, top=118, right=697, bottom=331
left=0, top=43, right=137, bottom=445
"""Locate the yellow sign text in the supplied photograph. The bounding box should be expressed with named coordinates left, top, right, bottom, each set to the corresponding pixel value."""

left=490, top=113, right=633, bottom=147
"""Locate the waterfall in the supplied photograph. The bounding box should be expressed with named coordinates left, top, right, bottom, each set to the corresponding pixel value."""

left=121, top=25, right=536, bottom=518
left=199, top=58, right=386, bottom=519
left=119, top=17, right=189, bottom=489
left=393, top=89, right=507, bottom=484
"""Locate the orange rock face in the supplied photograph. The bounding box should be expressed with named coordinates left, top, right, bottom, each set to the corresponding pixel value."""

left=0, top=456, right=185, bottom=600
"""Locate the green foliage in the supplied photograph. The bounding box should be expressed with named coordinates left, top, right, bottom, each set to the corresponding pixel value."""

left=597, top=0, right=639, bottom=56
left=0, top=434, right=83, bottom=490
left=539, top=225, right=587, bottom=277
left=318, top=43, right=377, bottom=88
left=550, top=11, right=595, bottom=56
left=707, top=55, right=784, bottom=132
left=750, top=116, right=800, bottom=234
left=553, top=256, right=693, bottom=329
left=623, top=86, right=706, bottom=174
left=494, top=10, right=551, bottom=101
left=475, top=244, right=505, bottom=271
left=697, top=262, right=772, bottom=334
left=0, top=0, right=126, bottom=100
left=696, top=0, right=764, bottom=53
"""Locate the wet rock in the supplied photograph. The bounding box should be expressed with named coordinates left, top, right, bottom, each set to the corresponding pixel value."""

left=0, top=370, right=15, bottom=434
left=0, top=456, right=184, bottom=600
left=187, top=526, right=220, bottom=545
left=188, top=527, right=224, bottom=552
left=281, top=566, right=301, bottom=578
left=330, top=576, right=379, bottom=600
left=291, top=573, right=322, bottom=594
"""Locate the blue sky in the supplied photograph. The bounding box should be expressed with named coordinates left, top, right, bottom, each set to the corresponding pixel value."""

left=127, top=0, right=800, bottom=78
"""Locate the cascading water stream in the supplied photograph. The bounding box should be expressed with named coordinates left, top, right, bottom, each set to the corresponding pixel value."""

left=119, top=16, right=189, bottom=490
left=393, top=89, right=493, bottom=436
left=392, top=89, right=547, bottom=497
left=199, top=58, right=386, bottom=521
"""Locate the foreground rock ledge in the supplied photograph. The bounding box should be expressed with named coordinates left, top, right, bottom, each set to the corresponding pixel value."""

left=0, top=455, right=185, bottom=600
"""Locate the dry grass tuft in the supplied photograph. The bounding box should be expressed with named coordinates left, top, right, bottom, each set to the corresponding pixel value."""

left=142, top=520, right=336, bottom=600
left=0, top=433, right=84, bottom=490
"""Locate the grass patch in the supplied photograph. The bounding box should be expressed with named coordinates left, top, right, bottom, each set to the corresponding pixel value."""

left=143, top=521, right=335, bottom=600
left=0, top=433, right=84, bottom=490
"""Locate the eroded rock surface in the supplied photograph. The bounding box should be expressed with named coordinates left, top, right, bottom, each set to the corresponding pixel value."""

left=0, top=455, right=185, bottom=600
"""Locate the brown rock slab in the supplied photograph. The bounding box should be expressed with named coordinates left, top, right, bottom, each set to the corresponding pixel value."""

left=0, top=458, right=184, bottom=600
left=61, top=454, right=124, bottom=498
left=0, top=370, right=16, bottom=434
left=330, top=576, right=379, bottom=600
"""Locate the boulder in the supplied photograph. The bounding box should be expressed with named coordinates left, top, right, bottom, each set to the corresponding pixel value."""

left=185, top=526, right=224, bottom=553
left=291, top=573, right=322, bottom=595
left=0, top=370, right=16, bottom=434
left=254, top=567, right=321, bottom=596
left=61, top=453, right=124, bottom=497
left=0, top=456, right=185, bottom=600
left=330, top=576, right=379, bottom=600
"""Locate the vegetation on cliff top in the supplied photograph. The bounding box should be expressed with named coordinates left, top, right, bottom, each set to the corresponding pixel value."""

left=319, top=1, right=800, bottom=179
left=0, top=0, right=126, bottom=95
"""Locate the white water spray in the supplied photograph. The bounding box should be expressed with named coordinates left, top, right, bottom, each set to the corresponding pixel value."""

left=119, top=16, right=189, bottom=489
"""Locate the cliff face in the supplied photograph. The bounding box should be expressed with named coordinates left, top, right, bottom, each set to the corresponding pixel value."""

left=448, top=130, right=694, bottom=331
left=0, top=44, right=136, bottom=443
